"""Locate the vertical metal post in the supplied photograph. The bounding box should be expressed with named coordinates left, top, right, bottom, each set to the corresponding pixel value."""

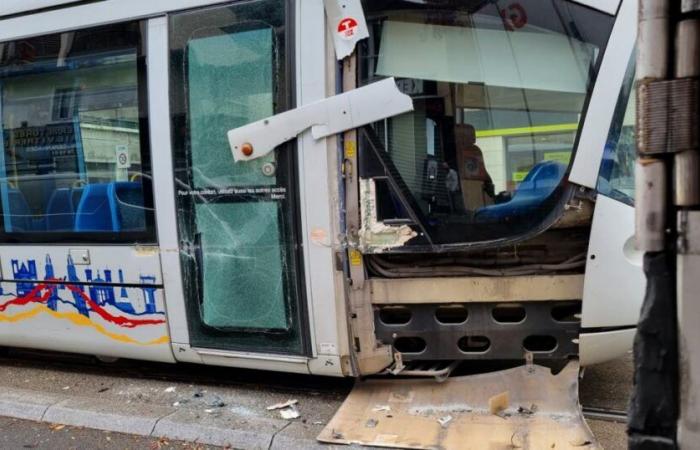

left=629, top=1, right=679, bottom=448
left=633, top=0, right=700, bottom=447
left=675, top=4, right=700, bottom=448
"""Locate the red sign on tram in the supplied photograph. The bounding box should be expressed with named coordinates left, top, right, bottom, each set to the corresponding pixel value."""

left=337, top=17, right=359, bottom=40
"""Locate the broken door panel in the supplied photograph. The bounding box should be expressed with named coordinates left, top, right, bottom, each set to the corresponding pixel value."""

left=170, top=0, right=307, bottom=354
left=319, top=363, right=599, bottom=449
left=197, top=202, right=288, bottom=330
left=189, top=26, right=276, bottom=187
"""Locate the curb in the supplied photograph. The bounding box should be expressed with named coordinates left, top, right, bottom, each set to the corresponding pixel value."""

left=0, top=386, right=330, bottom=449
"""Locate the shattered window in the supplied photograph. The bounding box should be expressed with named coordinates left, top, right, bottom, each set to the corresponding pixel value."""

left=170, top=1, right=307, bottom=354
left=359, top=0, right=614, bottom=247
left=0, top=22, right=155, bottom=242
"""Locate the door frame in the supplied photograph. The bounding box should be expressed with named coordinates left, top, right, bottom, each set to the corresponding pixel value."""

left=148, top=2, right=348, bottom=375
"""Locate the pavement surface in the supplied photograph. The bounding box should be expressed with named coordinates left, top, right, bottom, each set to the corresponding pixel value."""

left=0, top=417, right=218, bottom=450
left=0, top=348, right=633, bottom=449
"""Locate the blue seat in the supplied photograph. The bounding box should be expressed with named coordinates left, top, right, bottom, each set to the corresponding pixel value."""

left=5, top=188, right=32, bottom=232
left=111, top=182, right=146, bottom=232
left=74, top=183, right=113, bottom=231
left=74, top=182, right=145, bottom=232
left=71, top=187, right=84, bottom=212
left=474, top=161, right=567, bottom=223
left=46, top=188, right=75, bottom=231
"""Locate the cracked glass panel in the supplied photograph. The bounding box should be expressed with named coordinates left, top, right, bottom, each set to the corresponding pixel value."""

left=170, top=1, right=306, bottom=353
left=197, top=202, right=287, bottom=330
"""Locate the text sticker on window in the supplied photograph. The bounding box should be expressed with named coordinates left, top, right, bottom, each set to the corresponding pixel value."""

left=324, top=0, right=369, bottom=60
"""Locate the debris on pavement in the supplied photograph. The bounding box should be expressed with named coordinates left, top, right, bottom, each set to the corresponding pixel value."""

left=371, top=405, right=391, bottom=413
left=279, top=405, right=301, bottom=420
left=266, top=399, right=298, bottom=411
left=517, top=404, right=537, bottom=416
left=164, top=387, right=176, bottom=393
left=365, top=418, right=378, bottom=428
left=205, top=395, right=226, bottom=408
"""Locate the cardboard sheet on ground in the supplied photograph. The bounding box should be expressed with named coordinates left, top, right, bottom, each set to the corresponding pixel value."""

left=318, top=362, right=599, bottom=449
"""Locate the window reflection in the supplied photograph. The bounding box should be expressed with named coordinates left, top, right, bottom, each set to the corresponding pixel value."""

left=0, top=23, right=153, bottom=238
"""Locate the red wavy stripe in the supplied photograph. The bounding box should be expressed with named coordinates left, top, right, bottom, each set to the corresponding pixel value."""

left=0, top=283, right=164, bottom=328
left=0, top=283, right=49, bottom=312
left=65, top=285, right=165, bottom=328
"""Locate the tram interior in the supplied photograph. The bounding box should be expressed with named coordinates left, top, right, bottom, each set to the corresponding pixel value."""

left=359, top=5, right=600, bottom=246
left=0, top=27, right=149, bottom=235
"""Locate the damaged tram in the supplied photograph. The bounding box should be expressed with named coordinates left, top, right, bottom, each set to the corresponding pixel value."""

left=0, top=0, right=640, bottom=379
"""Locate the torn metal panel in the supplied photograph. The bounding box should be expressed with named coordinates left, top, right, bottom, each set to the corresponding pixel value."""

left=552, top=198, right=594, bottom=229
left=319, top=362, right=599, bottom=449
left=359, top=179, right=417, bottom=252
left=323, top=0, right=369, bottom=60
left=227, top=78, right=413, bottom=162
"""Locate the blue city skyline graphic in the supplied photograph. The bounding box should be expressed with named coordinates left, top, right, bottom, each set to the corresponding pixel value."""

left=1, top=254, right=161, bottom=318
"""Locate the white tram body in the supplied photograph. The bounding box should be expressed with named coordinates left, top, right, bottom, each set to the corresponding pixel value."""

left=0, top=0, right=640, bottom=377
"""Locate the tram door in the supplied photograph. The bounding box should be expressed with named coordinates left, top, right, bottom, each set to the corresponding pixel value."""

left=169, top=1, right=308, bottom=356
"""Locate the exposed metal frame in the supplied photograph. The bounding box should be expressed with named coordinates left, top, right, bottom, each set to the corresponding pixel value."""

left=374, top=302, right=580, bottom=363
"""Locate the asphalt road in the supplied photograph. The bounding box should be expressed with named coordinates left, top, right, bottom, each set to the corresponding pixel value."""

left=0, top=349, right=633, bottom=449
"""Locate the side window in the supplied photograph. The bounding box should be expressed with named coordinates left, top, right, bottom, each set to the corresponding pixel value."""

left=0, top=22, right=155, bottom=241
left=597, top=54, right=636, bottom=205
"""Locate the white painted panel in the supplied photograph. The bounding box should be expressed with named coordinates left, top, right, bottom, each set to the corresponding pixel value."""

left=0, top=245, right=162, bottom=285
left=228, top=78, right=413, bottom=162
left=296, top=0, right=345, bottom=372
left=579, top=329, right=634, bottom=366
left=0, top=0, right=86, bottom=16
left=570, top=0, right=620, bottom=15
left=0, top=284, right=174, bottom=362
left=582, top=195, right=645, bottom=328
left=569, top=0, right=636, bottom=188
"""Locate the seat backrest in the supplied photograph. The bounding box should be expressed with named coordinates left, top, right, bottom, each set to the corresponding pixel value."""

left=6, top=188, right=32, bottom=232
left=71, top=187, right=84, bottom=212
left=109, top=182, right=145, bottom=232
left=513, top=161, right=567, bottom=197
left=46, top=188, right=75, bottom=231
left=74, top=183, right=114, bottom=232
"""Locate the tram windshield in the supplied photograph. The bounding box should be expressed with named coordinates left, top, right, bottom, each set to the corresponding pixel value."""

left=359, top=0, right=614, bottom=246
